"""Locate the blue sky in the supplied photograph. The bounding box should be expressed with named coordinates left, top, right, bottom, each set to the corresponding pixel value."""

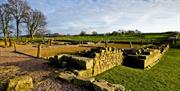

left=1, top=0, right=180, bottom=34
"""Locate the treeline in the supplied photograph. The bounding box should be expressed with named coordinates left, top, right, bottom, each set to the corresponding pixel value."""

left=36, top=29, right=142, bottom=37
left=79, top=29, right=141, bottom=36
left=0, top=0, right=47, bottom=46
left=44, top=30, right=178, bottom=37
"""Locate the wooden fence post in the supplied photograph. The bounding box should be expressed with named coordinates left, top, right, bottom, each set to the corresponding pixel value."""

left=9, top=38, right=12, bottom=47
left=130, top=41, right=133, bottom=48
left=50, top=39, right=52, bottom=46
left=151, top=40, right=153, bottom=44
left=14, top=42, right=16, bottom=52
left=104, top=40, right=108, bottom=47
left=37, top=43, right=41, bottom=58
left=140, top=40, right=143, bottom=46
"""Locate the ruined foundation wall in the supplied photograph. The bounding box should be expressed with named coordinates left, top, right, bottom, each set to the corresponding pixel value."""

left=143, top=49, right=162, bottom=68
left=92, top=48, right=123, bottom=76
left=143, top=45, right=169, bottom=68
left=124, top=44, right=170, bottom=69
left=77, top=48, right=123, bottom=77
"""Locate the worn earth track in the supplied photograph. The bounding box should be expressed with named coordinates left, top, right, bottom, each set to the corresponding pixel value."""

left=0, top=47, right=88, bottom=91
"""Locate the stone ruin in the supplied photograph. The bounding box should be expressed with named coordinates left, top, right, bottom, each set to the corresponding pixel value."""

left=123, top=44, right=169, bottom=69
left=49, top=47, right=124, bottom=78
left=48, top=35, right=178, bottom=91
left=49, top=47, right=127, bottom=91
left=49, top=43, right=170, bottom=75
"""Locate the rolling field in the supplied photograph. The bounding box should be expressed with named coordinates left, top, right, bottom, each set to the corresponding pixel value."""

left=54, top=33, right=173, bottom=42
left=0, top=33, right=173, bottom=43
left=96, top=41, right=180, bottom=91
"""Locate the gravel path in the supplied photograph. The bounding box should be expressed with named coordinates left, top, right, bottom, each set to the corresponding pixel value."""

left=0, top=47, right=88, bottom=91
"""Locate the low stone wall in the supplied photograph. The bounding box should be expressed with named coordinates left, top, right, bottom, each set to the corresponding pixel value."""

left=144, top=45, right=169, bottom=68
left=123, top=44, right=169, bottom=68
left=49, top=47, right=123, bottom=77
left=56, top=54, right=94, bottom=70
left=77, top=48, right=123, bottom=77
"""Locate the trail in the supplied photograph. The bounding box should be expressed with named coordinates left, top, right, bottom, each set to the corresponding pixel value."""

left=0, top=47, right=87, bottom=91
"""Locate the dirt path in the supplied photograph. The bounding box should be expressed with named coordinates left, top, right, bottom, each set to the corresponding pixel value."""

left=0, top=47, right=87, bottom=91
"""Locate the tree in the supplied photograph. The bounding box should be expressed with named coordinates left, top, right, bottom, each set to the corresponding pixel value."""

left=92, top=31, right=97, bottom=35
left=23, top=9, right=47, bottom=40
left=8, top=0, right=30, bottom=39
left=127, top=30, right=135, bottom=34
left=79, top=31, right=86, bottom=36
left=35, top=28, right=47, bottom=40
left=135, top=29, right=141, bottom=34
left=111, top=31, right=119, bottom=35
left=118, top=29, right=126, bottom=34
left=0, top=4, right=13, bottom=46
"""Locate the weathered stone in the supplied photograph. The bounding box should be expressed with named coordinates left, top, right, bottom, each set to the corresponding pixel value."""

left=7, top=75, right=33, bottom=91
left=60, top=54, right=94, bottom=70
left=92, top=80, right=126, bottom=91
left=77, top=68, right=93, bottom=78
left=73, top=76, right=95, bottom=86
left=93, top=80, right=115, bottom=91
left=111, top=84, right=126, bottom=91
left=93, top=48, right=123, bottom=76
left=58, top=71, right=76, bottom=83
left=124, top=44, right=169, bottom=69
left=50, top=47, right=123, bottom=77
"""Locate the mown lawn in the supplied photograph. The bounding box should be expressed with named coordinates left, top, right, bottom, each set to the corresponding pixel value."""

left=96, top=41, right=180, bottom=91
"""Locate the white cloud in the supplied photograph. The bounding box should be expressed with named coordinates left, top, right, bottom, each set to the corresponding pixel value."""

left=26, top=0, right=180, bottom=34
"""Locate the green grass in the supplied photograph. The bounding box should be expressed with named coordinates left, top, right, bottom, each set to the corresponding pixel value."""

left=55, top=33, right=172, bottom=42
left=96, top=41, right=180, bottom=91
left=0, top=33, right=174, bottom=43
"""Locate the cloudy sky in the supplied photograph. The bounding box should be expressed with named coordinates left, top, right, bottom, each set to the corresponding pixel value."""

left=1, top=0, right=180, bottom=34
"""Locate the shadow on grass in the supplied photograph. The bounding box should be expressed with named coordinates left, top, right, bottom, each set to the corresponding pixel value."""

left=14, top=51, right=37, bottom=58
left=171, top=41, right=180, bottom=49
left=122, top=60, right=144, bottom=69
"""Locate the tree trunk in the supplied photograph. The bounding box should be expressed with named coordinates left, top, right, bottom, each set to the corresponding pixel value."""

left=16, top=20, right=20, bottom=40
left=4, top=38, right=8, bottom=47
left=31, top=34, right=34, bottom=41
left=9, top=38, right=12, bottom=47
left=3, top=32, right=8, bottom=47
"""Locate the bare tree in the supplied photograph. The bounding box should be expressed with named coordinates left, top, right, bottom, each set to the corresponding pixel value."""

left=79, top=31, right=86, bottom=36
left=24, top=9, right=47, bottom=40
left=92, top=31, right=98, bottom=36
left=8, top=0, right=30, bottom=39
left=0, top=4, right=13, bottom=46
left=36, top=28, right=47, bottom=37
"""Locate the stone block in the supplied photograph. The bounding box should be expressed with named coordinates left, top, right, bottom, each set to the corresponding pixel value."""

left=71, top=56, right=94, bottom=70
left=58, top=71, right=76, bottom=83
left=73, top=76, right=95, bottom=86
left=93, top=80, right=115, bottom=91
left=111, top=84, right=126, bottom=91
left=7, top=75, right=33, bottom=91
left=77, top=69, right=93, bottom=78
left=57, top=54, right=94, bottom=70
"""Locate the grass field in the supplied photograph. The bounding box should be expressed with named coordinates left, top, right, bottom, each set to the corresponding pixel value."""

left=96, top=41, right=180, bottom=91
left=0, top=33, right=174, bottom=43
left=54, top=33, right=174, bottom=42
